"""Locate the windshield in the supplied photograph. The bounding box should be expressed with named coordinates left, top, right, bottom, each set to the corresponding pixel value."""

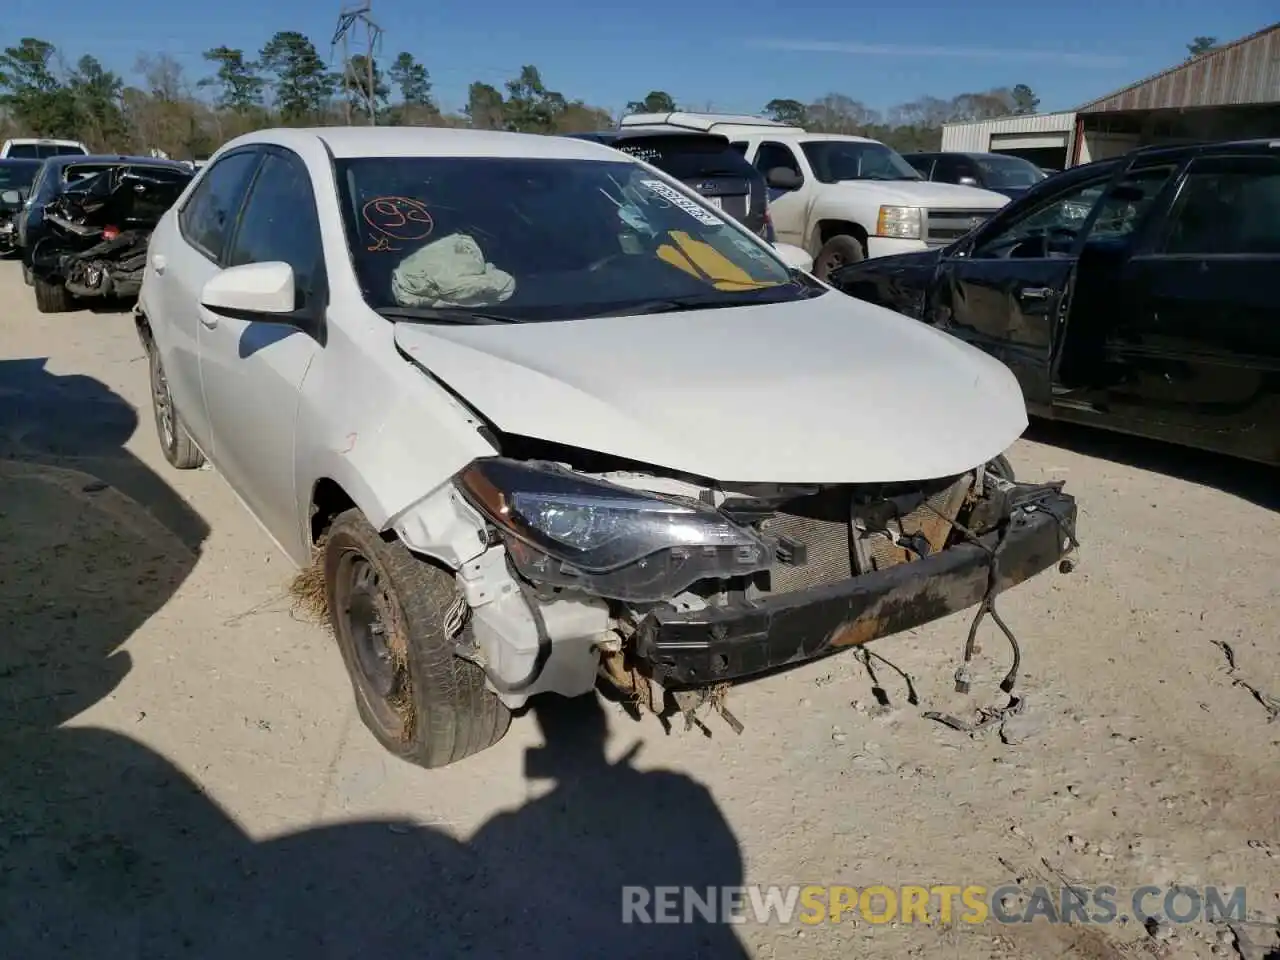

left=800, top=141, right=922, bottom=183
left=975, top=155, right=1046, bottom=189
left=0, top=163, right=39, bottom=190
left=335, top=156, right=815, bottom=323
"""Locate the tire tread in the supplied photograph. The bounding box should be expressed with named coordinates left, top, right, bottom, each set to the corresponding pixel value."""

left=325, top=509, right=510, bottom=768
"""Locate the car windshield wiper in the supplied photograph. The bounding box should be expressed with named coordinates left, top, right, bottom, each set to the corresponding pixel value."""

left=587, top=285, right=814, bottom=318
left=377, top=306, right=519, bottom=325
left=585, top=295, right=754, bottom=318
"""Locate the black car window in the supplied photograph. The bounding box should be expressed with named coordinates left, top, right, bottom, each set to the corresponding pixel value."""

left=1081, top=165, right=1176, bottom=242
left=611, top=135, right=755, bottom=181
left=179, top=150, right=261, bottom=263
left=1160, top=155, right=1280, bottom=256
left=62, top=163, right=117, bottom=185
left=225, top=151, right=323, bottom=303
left=973, top=174, right=1112, bottom=258
left=974, top=154, right=1045, bottom=189
left=934, top=155, right=965, bottom=183
left=753, top=141, right=802, bottom=182
left=6, top=145, right=40, bottom=159
left=974, top=165, right=1172, bottom=259
left=0, top=164, right=39, bottom=191
left=904, top=154, right=935, bottom=179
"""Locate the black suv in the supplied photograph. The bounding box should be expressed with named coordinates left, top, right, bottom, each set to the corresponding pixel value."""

left=568, top=128, right=774, bottom=241
left=903, top=151, right=1047, bottom=200
left=832, top=139, right=1280, bottom=466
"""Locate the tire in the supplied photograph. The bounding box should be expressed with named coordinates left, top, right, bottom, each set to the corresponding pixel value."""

left=148, top=347, right=205, bottom=469
left=21, top=261, right=32, bottom=286
left=33, top=276, right=71, bottom=313
left=813, top=233, right=866, bottom=281
left=324, top=508, right=511, bottom=768
left=986, top=454, right=1016, bottom=482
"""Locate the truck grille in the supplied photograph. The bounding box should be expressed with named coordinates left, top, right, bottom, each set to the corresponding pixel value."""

left=758, top=475, right=974, bottom=595
left=924, top=209, right=994, bottom=246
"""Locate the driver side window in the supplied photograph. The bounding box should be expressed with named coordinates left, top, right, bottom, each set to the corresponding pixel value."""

left=973, top=165, right=1175, bottom=260
left=972, top=176, right=1110, bottom=259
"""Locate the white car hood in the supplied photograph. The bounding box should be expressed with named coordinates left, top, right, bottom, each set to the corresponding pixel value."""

left=830, top=179, right=1009, bottom=209
left=394, top=294, right=1027, bottom=484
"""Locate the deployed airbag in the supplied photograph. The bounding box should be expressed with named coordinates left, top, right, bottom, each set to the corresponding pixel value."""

left=391, top=232, right=516, bottom=308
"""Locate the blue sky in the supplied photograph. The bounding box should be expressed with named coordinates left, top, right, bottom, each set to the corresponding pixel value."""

left=6, top=0, right=1275, bottom=118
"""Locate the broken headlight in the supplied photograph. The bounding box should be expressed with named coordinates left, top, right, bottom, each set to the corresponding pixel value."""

left=457, top=458, right=772, bottom=602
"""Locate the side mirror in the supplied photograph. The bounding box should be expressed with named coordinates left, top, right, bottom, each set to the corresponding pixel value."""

left=0, top=189, right=21, bottom=205
left=957, top=176, right=979, bottom=187
left=201, top=261, right=297, bottom=318
left=765, top=167, right=802, bottom=191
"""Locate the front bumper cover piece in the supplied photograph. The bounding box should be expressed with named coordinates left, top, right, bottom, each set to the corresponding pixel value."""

left=636, top=484, right=1076, bottom=687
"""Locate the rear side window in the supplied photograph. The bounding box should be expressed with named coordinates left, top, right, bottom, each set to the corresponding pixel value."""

left=179, top=151, right=261, bottom=262
left=63, top=164, right=116, bottom=184
left=753, top=142, right=803, bottom=181
left=53, top=144, right=86, bottom=156
left=6, top=144, right=39, bottom=159
left=612, top=136, right=755, bottom=181
left=1160, top=156, right=1280, bottom=256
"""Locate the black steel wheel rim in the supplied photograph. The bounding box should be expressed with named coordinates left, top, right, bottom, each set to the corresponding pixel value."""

left=338, top=553, right=403, bottom=710
left=151, top=356, right=175, bottom=450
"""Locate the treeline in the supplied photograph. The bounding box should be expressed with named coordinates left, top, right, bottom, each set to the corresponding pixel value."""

left=0, top=32, right=1042, bottom=160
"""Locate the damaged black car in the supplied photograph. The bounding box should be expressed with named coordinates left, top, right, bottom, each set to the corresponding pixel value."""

left=21, top=155, right=193, bottom=314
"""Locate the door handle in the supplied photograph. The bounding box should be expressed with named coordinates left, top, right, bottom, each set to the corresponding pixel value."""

left=151, top=254, right=166, bottom=275
left=199, top=311, right=218, bottom=330
left=1019, top=286, right=1054, bottom=300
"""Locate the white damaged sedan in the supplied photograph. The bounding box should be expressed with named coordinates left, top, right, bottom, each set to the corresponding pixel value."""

left=136, top=126, right=1078, bottom=768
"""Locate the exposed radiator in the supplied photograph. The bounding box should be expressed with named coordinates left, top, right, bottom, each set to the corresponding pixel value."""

left=758, top=475, right=973, bottom=595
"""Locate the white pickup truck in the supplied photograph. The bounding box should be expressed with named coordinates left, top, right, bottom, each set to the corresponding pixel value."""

left=620, top=113, right=1010, bottom=280
left=0, top=138, right=90, bottom=160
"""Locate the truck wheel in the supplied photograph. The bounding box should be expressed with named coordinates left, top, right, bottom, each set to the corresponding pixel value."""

left=813, top=234, right=866, bottom=281
left=21, top=261, right=32, bottom=286
left=324, top=508, right=511, bottom=769
left=148, top=347, right=205, bottom=469
left=33, top=276, right=71, bottom=313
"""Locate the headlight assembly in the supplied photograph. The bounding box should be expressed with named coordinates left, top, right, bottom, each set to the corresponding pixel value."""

left=456, top=458, right=772, bottom=602
left=875, top=205, right=922, bottom=240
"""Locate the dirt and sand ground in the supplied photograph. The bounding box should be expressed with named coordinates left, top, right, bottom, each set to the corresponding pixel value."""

left=1, top=258, right=1276, bottom=958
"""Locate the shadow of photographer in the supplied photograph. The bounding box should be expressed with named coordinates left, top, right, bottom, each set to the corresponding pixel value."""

left=0, top=358, right=748, bottom=959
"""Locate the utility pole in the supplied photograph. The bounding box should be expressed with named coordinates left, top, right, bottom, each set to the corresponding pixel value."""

left=331, top=1, right=384, bottom=125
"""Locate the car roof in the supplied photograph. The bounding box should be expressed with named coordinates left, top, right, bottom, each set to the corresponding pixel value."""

left=4, top=137, right=83, bottom=146
left=1127, top=137, right=1280, bottom=161
left=571, top=128, right=731, bottom=145
left=217, top=126, right=625, bottom=163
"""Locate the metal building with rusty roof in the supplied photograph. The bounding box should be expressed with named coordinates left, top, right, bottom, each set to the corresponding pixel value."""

left=1071, top=22, right=1279, bottom=164
left=941, top=23, right=1279, bottom=170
